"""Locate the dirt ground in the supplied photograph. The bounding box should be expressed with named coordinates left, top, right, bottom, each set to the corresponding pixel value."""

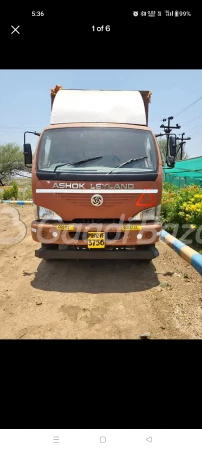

left=0, top=204, right=202, bottom=339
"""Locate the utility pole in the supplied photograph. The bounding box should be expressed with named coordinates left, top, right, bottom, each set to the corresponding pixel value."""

left=176, top=133, right=191, bottom=160
left=156, top=116, right=181, bottom=138
left=158, top=116, right=181, bottom=158
left=160, top=116, right=181, bottom=134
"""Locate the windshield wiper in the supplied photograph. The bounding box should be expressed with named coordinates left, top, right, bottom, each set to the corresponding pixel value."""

left=54, top=156, right=103, bottom=172
left=73, top=156, right=103, bottom=166
left=107, top=157, right=148, bottom=174
left=54, top=163, right=71, bottom=172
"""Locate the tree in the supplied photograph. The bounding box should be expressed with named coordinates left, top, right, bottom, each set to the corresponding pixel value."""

left=158, top=138, right=188, bottom=164
left=0, top=143, right=28, bottom=184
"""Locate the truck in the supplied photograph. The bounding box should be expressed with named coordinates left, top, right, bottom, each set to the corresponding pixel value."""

left=23, top=86, right=177, bottom=261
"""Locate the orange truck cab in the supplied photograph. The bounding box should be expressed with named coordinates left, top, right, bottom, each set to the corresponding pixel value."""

left=23, top=87, right=166, bottom=261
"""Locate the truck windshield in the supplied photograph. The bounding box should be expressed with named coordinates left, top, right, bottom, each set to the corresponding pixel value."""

left=37, top=127, right=158, bottom=173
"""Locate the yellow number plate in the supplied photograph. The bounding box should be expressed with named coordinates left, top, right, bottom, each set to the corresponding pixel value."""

left=56, top=224, right=75, bottom=231
left=88, top=232, right=105, bottom=249
left=121, top=225, right=142, bottom=231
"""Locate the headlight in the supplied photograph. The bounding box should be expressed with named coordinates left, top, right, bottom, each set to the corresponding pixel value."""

left=36, top=206, right=62, bottom=221
left=131, top=205, right=161, bottom=221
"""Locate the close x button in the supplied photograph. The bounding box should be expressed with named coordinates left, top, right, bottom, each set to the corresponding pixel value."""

left=11, top=25, right=20, bottom=34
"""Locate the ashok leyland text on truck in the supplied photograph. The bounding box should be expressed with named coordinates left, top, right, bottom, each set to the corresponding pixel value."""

left=23, top=86, right=177, bottom=260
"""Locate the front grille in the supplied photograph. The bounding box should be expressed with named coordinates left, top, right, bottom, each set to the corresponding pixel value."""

left=60, top=194, right=130, bottom=207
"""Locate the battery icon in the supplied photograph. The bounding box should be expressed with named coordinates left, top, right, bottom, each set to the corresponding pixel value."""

left=175, top=10, right=179, bottom=16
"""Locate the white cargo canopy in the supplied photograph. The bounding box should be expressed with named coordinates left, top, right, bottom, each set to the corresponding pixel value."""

left=50, top=90, right=147, bottom=126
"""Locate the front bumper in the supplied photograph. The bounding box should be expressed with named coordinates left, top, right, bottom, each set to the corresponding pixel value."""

left=31, top=220, right=162, bottom=246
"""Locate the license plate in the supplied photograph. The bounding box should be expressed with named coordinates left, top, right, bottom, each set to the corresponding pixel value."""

left=121, top=225, right=142, bottom=230
left=88, top=232, right=105, bottom=249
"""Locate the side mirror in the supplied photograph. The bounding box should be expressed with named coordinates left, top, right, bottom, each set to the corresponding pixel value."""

left=166, top=155, right=175, bottom=168
left=23, top=143, right=32, bottom=166
left=168, top=135, right=177, bottom=158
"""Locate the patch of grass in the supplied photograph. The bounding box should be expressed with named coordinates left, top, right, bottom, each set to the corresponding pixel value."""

left=160, top=282, right=169, bottom=287
left=18, top=186, right=32, bottom=200
left=0, top=179, right=32, bottom=201
left=12, top=177, right=31, bottom=188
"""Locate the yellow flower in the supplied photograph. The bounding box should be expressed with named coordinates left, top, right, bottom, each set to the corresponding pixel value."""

left=194, top=194, right=202, bottom=199
left=189, top=204, right=196, bottom=211
left=190, top=224, right=196, bottom=229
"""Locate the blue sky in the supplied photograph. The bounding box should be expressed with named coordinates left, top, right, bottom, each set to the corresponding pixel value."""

left=0, top=70, right=202, bottom=157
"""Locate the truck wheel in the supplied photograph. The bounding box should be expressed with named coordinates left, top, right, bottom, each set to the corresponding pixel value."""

left=42, top=243, right=59, bottom=250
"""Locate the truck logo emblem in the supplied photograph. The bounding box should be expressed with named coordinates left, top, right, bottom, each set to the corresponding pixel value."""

left=91, top=194, right=103, bottom=207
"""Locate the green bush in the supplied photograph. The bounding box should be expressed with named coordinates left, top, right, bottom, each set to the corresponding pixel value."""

left=2, top=182, right=19, bottom=200
left=161, top=184, right=202, bottom=243
left=163, top=182, right=178, bottom=192
left=1, top=181, right=32, bottom=201
left=3, top=187, right=13, bottom=200
left=11, top=181, right=18, bottom=200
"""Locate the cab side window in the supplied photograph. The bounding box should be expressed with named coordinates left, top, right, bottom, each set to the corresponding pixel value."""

left=38, top=136, right=51, bottom=167
left=145, top=137, right=154, bottom=167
